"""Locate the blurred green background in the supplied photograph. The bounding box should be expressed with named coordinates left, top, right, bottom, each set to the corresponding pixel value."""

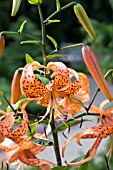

left=0, top=0, right=113, bottom=169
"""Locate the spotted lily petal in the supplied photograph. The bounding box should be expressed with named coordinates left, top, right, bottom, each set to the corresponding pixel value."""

left=0, top=110, right=15, bottom=140
left=82, top=46, right=113, bottom=100
left=20, top=61, right=49, bottom=99
left=46, top=62, right=72, bottom=92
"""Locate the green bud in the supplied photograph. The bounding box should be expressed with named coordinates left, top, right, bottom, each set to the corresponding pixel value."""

left=11, top=0, right=22, bottom=16
left=74, top=4, right=96, bottom=40
left=28, top=0, right=42, bottom=5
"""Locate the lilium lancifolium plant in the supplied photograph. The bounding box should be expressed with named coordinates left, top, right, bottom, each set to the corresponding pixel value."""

left=0, top=0, right=113, bottom=169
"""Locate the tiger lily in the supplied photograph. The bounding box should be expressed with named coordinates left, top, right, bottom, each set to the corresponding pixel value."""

left=0, top=134, right=56, bottom=170
left=62, top=99, right=113, bottom=166
left=20, top=61, right=90, bottom=120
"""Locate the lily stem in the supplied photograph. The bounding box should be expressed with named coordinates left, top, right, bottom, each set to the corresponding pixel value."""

left=50, top=111, right=62, bottom=166
left=37, top=5, right=46, bottom=67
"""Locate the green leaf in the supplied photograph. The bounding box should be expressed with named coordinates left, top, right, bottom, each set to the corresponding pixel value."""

left=33, top=137, right=53, bottom=146
left=19, top=20, right=27, bottom=33
left=36, top=75, right=49, bottom=86
left=46, top=35, right=58, bottom=49
left=45, top=54, right=67, bottom=60
left=20, top=40, right=43, bottom=46
left=56, top=0, right=61, bottom=11
left=47, top=19, right=60, bottom=24
left=30, top=123, right=37, bottom=134
left=11, top=0, right=22, bottom=16
left=28, top=0, right=42, bottom=5
left=25, top=54, right=34, bottom=64
left=55, top=119, right=89, bottom=132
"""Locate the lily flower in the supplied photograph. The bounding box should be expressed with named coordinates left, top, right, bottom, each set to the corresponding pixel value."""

left=20, top=61, right=90, bottom=121
left=82, top=45, right=113, bottom=101
left=0, top=134, right=56, bottom=170
left=62, top=99, right=113, bottom=166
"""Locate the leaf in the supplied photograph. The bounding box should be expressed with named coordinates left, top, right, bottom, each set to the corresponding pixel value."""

left=36, top=74, right=49, bottom=86
left=56, top=0, right=61, bottom=11
left=45, top=54, right=67, bottom=60
left=46, top=35, right=58, bottom=49
left=33, top=137, right=53, bottom=146
left=25, top=54, right=34, bottom=64
left=47, top=20, right=60, bottom=24
left=11, top=0, right=22, bottom=16
left=52, top=166, right=69, bottom=170
left=55, top=119, right=89, bottom=132
left=28, top=0, right=42, bottom=5
left=19, top=20, right=27, bottom=33
left=20, top=40, right=43, bottom=46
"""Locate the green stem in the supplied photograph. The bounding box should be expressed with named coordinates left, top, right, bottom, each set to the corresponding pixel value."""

left=37, top=5, right=46, bottom=66
left=50, top=111, right=62, bottom=166
left=44, top=1, right=77, bottom=23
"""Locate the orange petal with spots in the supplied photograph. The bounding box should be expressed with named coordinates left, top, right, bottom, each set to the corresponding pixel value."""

left=0, top=110, right=15, bottom=139
left=20, top=61, right=49, bottom=99
left=46, top=62, right=72, bottom=91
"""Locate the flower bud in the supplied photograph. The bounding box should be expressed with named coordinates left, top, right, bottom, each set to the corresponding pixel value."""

left=74, top=4, right=96, bottom=40
left=11, top=0, right=22, bottom=16
left=11, top=70, right=22, bottom=104
left=0, top=33, right=5, bottom=57
left=82, top=45, right=113, bottom=100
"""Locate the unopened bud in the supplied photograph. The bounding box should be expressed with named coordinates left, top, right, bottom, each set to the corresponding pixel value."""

left=0, top=33, right=5, bottom=57
left=11, top=70, right=22, bottom=104
left=74, top=4, right=96, bottom=40
left=82, top=46, right=113, bottom=100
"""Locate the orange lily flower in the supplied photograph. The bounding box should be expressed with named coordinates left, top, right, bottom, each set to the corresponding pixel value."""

left=0, top=134, right=56, bottom=170
left=62, top=99, right=113, bottom=166
left=20, top=61, right=90, bottom=120
left=82, top=45, right=113, bottom=101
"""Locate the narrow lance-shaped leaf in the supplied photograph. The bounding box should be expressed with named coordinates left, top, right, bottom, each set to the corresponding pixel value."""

left=20, top=40, right=43, bottom=46
left=82, top=45, right=113, bottom=101
left=11, top=0, right=22, bottom=16
left=19, top=20, right=27, bottom=33
left=46, top=35, right=58, bottom=49
left=55, top=119, right=90, bottom=132
left=74, top=4, right=96, bottom=40
left=45, top=54, right=67, bottom=61
left=56, top=0, right=61, bottom=11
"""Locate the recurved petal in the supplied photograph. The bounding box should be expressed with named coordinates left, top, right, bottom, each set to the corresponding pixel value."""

left=46, top=62, right=72, bottom=90
left=20, top=61, right=49, bottom=99
left=0, top=33, right=5, bottom=57
left=65, top=137, right=102, bottom=166
left=0, top=110, right=15, bottom=139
